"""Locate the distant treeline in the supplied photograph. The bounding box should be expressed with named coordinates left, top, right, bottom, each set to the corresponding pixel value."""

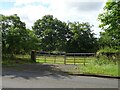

left=1, top=14, right=98, bottom=56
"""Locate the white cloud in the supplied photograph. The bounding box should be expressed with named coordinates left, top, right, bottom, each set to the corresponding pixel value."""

left=1, top=0, right=107, bottom=36
left=14, top=0, right=48, bottom=6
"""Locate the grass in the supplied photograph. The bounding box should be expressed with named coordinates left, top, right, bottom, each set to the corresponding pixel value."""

left=2, top=55, right=33, bottom=66
left=79, top=63, right=119, bottom=76
left=2, top=54, right=119, bottom=77
left=36, top=55, right=95, bottom=65
left=36, top=55, right=119, bottom=76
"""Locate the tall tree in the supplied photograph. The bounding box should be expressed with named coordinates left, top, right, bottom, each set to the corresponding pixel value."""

left=98, top=0, right=120, bottom=50
left=0, top=14, right=26, bottom=54
left=32, top=15, right=69, bottom=52
left=66, top=22, right=97, bottom=53
left=0, top=14, right=9, bottom=54
left=0, top=14, right=38, bottom=55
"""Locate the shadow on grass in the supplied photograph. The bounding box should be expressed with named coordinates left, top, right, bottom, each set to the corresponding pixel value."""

left=2, top=63, right=72, bottom=80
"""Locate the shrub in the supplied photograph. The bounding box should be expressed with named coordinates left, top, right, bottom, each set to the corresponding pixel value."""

left=96, top=47, right=120, bottom=64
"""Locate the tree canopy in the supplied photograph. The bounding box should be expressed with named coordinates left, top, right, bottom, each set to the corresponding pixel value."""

left=1, top=14, right=98, bottom=56
left=98, top=0, right=120, bottom=51
left=32, top=15, right=70, bottom=52
left=66, top=22, right=97, bottom=53
left=32, top=15, right=97, bottom=53
left=0, top=14, right=38, bottom=55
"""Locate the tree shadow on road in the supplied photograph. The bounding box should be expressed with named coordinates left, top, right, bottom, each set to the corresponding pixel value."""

left=2, top=64, right=72, bottom=80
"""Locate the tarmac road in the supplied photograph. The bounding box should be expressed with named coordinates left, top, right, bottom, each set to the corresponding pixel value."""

left=2, top=71, right=118, bottom=88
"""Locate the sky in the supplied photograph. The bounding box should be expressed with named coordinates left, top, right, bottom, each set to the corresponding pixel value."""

left=0, top=0, right=107, bottom=37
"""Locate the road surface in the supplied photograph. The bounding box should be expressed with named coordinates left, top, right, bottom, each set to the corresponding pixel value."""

left=2, top=64, right=119, bottom=88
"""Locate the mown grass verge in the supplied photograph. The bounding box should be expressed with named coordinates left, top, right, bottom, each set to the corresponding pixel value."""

left=78, top=63, right=119, bottom=76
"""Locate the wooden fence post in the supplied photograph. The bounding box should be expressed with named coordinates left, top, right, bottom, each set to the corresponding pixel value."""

left=74, top=54, right=75, bottom=65
left=31, top=50, right=36, bottom=62
left=54, top=55, right=56, bottom=64
left=64, top=53, right=66, bottom=65
left=44, top=54, right=46, bottom=63
left=83, top=55, right=86, bottom=66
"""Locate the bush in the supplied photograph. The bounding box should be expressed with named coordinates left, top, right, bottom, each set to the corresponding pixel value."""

left=96, top=47, right=120, bottom=64
left=95, top=55, right=112, bottom=65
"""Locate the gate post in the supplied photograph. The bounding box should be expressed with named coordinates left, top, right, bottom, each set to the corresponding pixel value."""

left=31, top=50, right=36, bottom=62
left=74, top=53, right=75, bottom=65
left=64, top=53, right=66, bottom=65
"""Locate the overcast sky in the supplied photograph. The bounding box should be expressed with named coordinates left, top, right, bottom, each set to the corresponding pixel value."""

left=0, top=0, right=107, bottom=37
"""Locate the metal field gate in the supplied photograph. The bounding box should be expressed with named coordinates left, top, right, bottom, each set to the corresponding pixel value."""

left=32, top=51, right=96, bottom=65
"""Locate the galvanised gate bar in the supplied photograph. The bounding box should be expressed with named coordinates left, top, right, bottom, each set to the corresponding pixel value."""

left=31, top=50, right=96, bottom=65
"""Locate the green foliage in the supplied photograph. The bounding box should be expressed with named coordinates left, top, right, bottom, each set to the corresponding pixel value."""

left=0, top=14, right=38, bottom=56
left=98, top=47, right=119, bottom=53
left=33, top=15, right=98, bottom=53
left=98, top=0, right=120, bottom=50
left=95, top=55, right=111, bottom=65
left=32, top=15, right=69, bottom=52
left=1, top=14, right=98, bottom=57
left=66, top=22, right=98, bottom=53
left=97, top=0, right=120, bottom=64
left=96, top=46, right=119, bottom=64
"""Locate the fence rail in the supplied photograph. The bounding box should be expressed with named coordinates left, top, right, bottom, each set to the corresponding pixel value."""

left=31, top=50, right=96, bottom=65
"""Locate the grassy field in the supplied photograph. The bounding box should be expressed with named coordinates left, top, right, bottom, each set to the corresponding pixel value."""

left=2, top=54, right=119, bottom=77
left=36, top=55, right=95, bottom=65
left=2, top=55, right=32, bottom=66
